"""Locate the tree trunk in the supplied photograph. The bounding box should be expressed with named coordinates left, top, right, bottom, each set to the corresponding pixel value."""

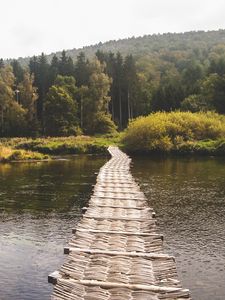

left=119, top=87, right=122, bottom=130
left=127, top=88, right=131, bottom=121
left=0, top=106, right=3, bottom=135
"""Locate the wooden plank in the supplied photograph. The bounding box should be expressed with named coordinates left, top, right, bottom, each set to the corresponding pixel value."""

left=72, top=228, right=163, bottom=240
left=87, top=204, right=152, bottom=210
left=64, top=247, right=174, bottom=260
left=82, top=215, right=155, bottom=222
left=55, top=278, right=190, bottom=294
left=93, top=194, right=146, bottom=200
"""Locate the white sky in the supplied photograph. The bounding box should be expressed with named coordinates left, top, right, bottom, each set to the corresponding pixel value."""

left=1, top=0, right=225, bottom=59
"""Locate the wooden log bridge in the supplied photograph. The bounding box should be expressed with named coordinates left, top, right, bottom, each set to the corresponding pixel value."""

left=49, top=146, right=191, bottom=300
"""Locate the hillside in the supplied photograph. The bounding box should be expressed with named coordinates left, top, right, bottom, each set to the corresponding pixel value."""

left=14, top=29, right=225, bottom=65
left=2, top=29, right=225, bottom=138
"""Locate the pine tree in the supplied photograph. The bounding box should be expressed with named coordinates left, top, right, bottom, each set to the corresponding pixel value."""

left=123, top=55, right=137, bottom=122
left=11, top=60, right=24, bottom=85
left=74, top=52, right=90, bottom=87
left=0, top=59, right=4, bottom=69
left=49, top=55, right=59, bottom=86
left=58, top=50, right=74, bottom=76
left=29, top=53, right=50, bottom=126
left=114, top=52, right=123, bottom=129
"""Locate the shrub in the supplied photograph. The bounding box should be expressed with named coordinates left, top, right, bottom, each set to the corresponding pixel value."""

left=122, top=111, right=225, bottom=153
left=91, top=112, right=117, bottom=135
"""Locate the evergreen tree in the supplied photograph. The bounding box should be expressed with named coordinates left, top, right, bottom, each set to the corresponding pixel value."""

left=11, top=60, right=24, bottom=85
left=113, top=52, right=123, bottom=129
left=123, top=55, right=137, bottom=123
left=49, top=55, right=59, bottom=86
left=0, top=59, right=4, bottom=68
left=29, top=53, right=50, bottom=125
left=58, top=50, right=74, bottom=76
left=74, top=52, right=90, bottom=86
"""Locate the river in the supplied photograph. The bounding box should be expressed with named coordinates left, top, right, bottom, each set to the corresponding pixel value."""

left=0, top=155, right=107, bottom=300
left=132, top=155, right=225, bottom=300
left=0, top=154, right=224, bottom=299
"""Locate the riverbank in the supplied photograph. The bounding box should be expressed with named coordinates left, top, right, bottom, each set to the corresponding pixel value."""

left=123, top=138, right=225, bottom=156
left=1, top=135, right=225, bottom=163
left=1, top=110, right=225, bottom=162
left=0, top=146, right=49, bottom=162
left=0, top=135, right=120, bottom=162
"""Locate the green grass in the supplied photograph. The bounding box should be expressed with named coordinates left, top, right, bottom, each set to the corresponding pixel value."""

left=0, top=134, right=121, bottom=158
left=0, top=146, right=49, bottom=162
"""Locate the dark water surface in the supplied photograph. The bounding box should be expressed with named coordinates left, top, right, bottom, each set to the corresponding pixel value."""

left=0, top=155, right=107, bottom=300
left=0, top=155, right=225, bottom=300
left=131, top=155, right=225, bottom=300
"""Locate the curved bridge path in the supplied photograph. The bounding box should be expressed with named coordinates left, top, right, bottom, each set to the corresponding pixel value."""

left=49, top=146, right=191, bottom=300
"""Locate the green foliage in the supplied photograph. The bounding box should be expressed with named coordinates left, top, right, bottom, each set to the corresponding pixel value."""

left=0, top=66, right=27, bottom=136
left=4, top=101, right=27, bottom=136
left=3, top=31, right=225, bottom=139
left=200, top=74, right=225, bottom=113
left=122, top=111, right=225, bottom=153
left=81, top=59, right=114, bottom=134
left=180, top=95, right=213, bottom=112
left=44, top=85, right=79, bottom=136
left=92, top=112, right=117, bottom=135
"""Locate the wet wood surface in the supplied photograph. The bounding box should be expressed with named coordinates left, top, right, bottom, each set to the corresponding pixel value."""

left=49, top=146, right=191, bottom=300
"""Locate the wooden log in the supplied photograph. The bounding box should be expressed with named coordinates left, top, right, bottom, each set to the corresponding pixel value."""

left=91, top=195, right=147, bottom=202
left=93, top=195, right=146, bottom=201
left=88, top=203, right=150, bottom=210
left=48, top=271, right=61, bottom=285
left=81, top=207, right=88, bottom=213
left=82, top=215, right=155, bottom=222
left=64, top=247, right=174, bottom=260
left=72, top=228, right=163, bottom=239
left=56, top=277, right=190, bottom=294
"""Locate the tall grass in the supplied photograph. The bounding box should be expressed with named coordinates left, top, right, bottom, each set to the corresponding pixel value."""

left=0, top=135, right=121, bottom=156
left=0, top=145, right=49, bottom=162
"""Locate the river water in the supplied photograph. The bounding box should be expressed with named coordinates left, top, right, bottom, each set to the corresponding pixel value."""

left=0, top=154, right=224, bottom=300
left=0, top=155, right=107, bottom=300
left=132, top=155, right=225, bottom=300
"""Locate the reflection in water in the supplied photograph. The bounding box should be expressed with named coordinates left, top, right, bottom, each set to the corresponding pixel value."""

left=132, top=155, right=225, bottom=300
left=0, top=155, right=107, bottom=300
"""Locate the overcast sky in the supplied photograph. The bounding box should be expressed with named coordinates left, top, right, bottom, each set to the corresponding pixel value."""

left=1, top=0, right=225, bottom=59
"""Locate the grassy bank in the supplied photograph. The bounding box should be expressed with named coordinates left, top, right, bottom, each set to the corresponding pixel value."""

left=1, top=111, right=225, bottom=162
left=0, top=146, right=49, bottom=162
left=122, top=111, right=225, bottom=155
left=0, top=135, right=121, bottom=160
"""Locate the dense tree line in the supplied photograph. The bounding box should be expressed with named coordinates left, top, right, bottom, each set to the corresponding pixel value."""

left=0, top=52, right=117, bottom=136
left=1, top=32, right=225, bottom=137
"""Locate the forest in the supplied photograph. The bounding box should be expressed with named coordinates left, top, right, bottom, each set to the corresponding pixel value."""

left=1, top=29, right=225, bottom=137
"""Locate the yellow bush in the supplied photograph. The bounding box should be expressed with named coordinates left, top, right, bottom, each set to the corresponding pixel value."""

left=122, top=111, right=225, bottom=152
